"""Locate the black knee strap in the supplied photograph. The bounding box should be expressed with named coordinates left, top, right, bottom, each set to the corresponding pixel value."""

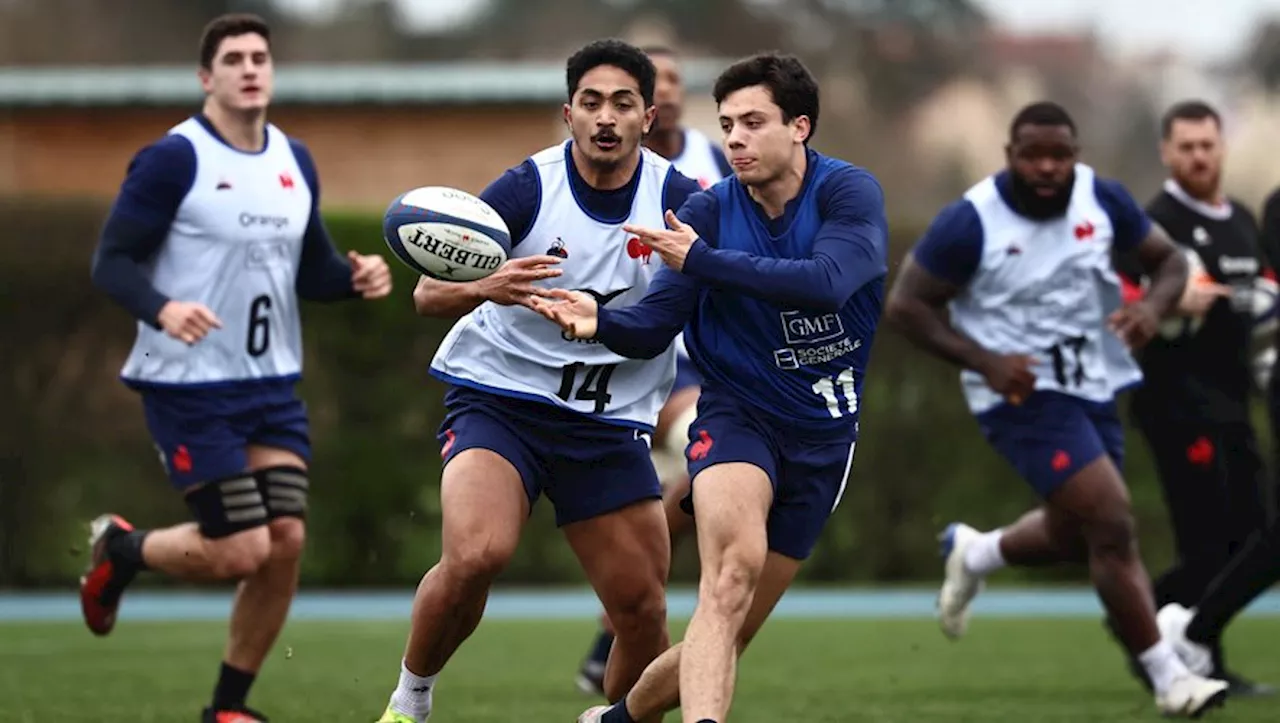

left=256, top=465, right=309, bottom=520
left=185, top=474, right=269, bottom=539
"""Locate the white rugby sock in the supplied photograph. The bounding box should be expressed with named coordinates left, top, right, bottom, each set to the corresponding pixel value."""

left=1139, top=639, right=1189, bottom=695
left=963, top=529, right=1006, bottom=576
left=389, top=659, right=436, bottom=721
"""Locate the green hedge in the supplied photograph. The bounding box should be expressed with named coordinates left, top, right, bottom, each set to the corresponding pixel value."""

left=1, top=197, right=1263, bottom=587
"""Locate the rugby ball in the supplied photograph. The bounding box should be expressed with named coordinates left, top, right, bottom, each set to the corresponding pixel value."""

left=383, top=186, right=511, bottom=282
left=1248, top=276, right=1279, bottom=391
left=1157, top=248, right=1212, bottom=340
left=1247, top=275, right=1280, bottom=339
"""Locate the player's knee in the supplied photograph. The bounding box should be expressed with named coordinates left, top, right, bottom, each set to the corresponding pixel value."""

left=267, top=516, right=306, bottom=562
left=206, top=527, right=272, bottom=579
left=1082, top=510, right=1139, bottom=560
left=604, top=576, right=667, bottom=642
left=443, top=534, right=516, bottom=586
left=702, top=547, right=764, bottom=618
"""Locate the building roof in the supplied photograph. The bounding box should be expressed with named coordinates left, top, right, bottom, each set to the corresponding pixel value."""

left=0, top=59, right=729, bottom=107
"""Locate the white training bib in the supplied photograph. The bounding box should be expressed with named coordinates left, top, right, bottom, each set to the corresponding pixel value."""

left=431, top=142, right=679, bottom=428
left=120, top=118, right=313, bottom=386
left=949, top=164, right=1143, bottom=413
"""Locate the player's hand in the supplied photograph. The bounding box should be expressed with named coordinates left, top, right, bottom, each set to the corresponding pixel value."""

left=978, top=353, right=1036, bottom=406
left=623, top=210, right=698, bottom=271
left=348, top=251, right=393, bottom=299
left=157, top=300, right=222, bottom=345
left=476, top=256, right=563, bottom=307
left=1175, top=276, right=1232, bottom=316
left=1108, top=300, right=1161, bottom=349
left=527, top=288, right=599, bottom=339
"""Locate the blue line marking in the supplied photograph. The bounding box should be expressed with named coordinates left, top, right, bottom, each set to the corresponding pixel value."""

left=3, top=588, right=1280, bottom=622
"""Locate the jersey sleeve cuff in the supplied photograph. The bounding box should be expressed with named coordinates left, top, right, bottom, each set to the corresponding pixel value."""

left=594, top=306, right=618, bottom=344
left=680, top=238, right=714, bottom=278
left=141, top=291, right=171, bottom=330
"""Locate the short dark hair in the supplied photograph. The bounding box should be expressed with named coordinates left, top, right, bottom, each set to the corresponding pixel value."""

left=566, top=39, right=657, bottom=107
left=1161, top=100, right=1221, bottom=139
left=1009, top=101, right=1076, bottom=141
left=199, top=13, right=271, bottom=70
left=713, top=52, right=820, bottom=143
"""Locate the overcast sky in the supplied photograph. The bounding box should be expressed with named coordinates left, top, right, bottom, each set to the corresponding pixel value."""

left=973, top=0, right=1280, bottom=61
left=273, top=0, right=1280, bottom=62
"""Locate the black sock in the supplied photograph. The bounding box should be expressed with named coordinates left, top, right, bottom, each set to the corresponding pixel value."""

left=212, top=662, right=256, bottom=710
left=600, top=698, right=637, bottom=723
left=1187, top=527, right=1280, bottom=644
left=106, top=529, right=151, bottom=572
left=588, top=630, right=615, bottom=666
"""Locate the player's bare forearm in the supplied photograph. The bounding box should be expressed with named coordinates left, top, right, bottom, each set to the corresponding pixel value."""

left=886, top=258, right=995, bottom=373
left=1130, top=228, right=1188, bottom=318
left=887, top=295, right=995, bottom=372
left=412, top=276, right=485, bottom=318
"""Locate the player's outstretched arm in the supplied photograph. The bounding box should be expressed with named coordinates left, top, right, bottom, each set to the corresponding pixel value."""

left=411, top=256, right=562, bottom=317
left=529, top=266, right=697, bottom=359
left=413, top=158, right=565, bottom=317
left=637, top=166, right=888, bottom=312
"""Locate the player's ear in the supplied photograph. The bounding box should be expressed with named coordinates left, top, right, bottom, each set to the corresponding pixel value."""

left=792, top=115, right=811, bottom=145
left=562, top=103, right=573, bottom=130
left=197, top=67, right=214, bottom=94
left=642, top=103, right=657, bottom=135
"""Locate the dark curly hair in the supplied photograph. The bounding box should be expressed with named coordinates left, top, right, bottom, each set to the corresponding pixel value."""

left=566, top=39, right=657, bottom=107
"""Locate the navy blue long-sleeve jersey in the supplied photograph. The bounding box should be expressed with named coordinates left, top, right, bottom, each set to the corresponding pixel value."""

left=595, top=149, right=888, bottom=438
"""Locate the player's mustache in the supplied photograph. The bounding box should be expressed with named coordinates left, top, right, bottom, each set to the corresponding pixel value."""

left=592, top=131, right=621, bottom=143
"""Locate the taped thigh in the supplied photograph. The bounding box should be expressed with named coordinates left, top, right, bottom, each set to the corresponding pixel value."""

left=256, top=465, right=310, bottom=520
left=184, top=474, right=269, bottom=539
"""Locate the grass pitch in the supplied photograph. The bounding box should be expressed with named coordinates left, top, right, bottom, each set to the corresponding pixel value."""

left=2, top=616, right=1278, bottom=721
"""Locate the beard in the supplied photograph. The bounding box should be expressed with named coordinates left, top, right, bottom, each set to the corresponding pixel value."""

left=1009, top=170, right=1074, bottom=220
left=1174, top=168, right=1221, bottom=201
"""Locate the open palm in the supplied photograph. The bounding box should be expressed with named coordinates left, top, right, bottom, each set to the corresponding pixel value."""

left=528, top=288, right=600, bottom=339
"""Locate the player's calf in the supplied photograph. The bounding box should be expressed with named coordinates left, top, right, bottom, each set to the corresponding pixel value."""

left=1079, top=504, right=1159, bottom=652
left=385, top=449, right=528, bottom=722
left=599, top=574, right=668, bottom=701
left=79, top=472, right=279, bottom=635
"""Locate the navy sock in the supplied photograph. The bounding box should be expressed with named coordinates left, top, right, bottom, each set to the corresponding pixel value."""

left=212, top=662, right=256, bottom=710
left=600, top=699, right=637, bottom=723
left=589, top=630, right=615, bottom=666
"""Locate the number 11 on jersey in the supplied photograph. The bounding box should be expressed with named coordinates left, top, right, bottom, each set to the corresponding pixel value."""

left=812, top=368, right=858, bottom=418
